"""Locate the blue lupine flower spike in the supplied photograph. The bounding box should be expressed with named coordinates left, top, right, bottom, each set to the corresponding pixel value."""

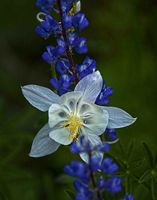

left=65, top=136, right=123, bottom=200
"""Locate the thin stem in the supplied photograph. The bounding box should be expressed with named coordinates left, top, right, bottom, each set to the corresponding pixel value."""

left=125, top=167, right=129, bottom=194
left=151, top=178, right=155, bottom=200
left=89, top=154, right=104, bottom=200
left=57, top=0, right=78, bottom=80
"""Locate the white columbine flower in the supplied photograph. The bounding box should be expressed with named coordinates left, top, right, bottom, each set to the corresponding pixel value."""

left=21, top=71, right=136, bottom=160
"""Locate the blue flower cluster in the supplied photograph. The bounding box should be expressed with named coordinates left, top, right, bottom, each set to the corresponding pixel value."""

left=35, top=0, right=113, bottom=102
left=64, top=137, right=122, bottom=200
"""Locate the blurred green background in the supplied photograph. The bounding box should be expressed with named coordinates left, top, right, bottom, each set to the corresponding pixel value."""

left=0, top=0, right=157, bottom=199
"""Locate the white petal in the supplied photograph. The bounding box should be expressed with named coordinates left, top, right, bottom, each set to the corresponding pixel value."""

left=106, top=138, right=119, bottom=144
left=101, top=106, right=137, bottom=129
left=29, top=124, right=60, bottom=157
left=88, top=134, right=102, bottom=145
left=49, top=128, right=72, bottom=145
left=80, top=153, right=89, bottom=163
left=81, top=103, right=109, bottom=135
left=74, top=71, right=103, bottom=103
left=21, top=85, right=60, bottom=112
left=48, top=104, right=68, bottom=128
left=60, top=91, right=82, bottom=113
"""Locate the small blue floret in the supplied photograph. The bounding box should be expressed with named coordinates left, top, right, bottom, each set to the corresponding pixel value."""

left=102, top=157, right=119, bottom=174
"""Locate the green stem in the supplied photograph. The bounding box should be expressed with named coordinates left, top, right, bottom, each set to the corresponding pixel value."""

left=151, top=178, right=155, bottom=200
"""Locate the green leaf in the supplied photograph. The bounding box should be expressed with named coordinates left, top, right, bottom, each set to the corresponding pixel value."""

left=139, top=170, right=151, bottom=183
left=142, top=182, right=151, bottom=191
left=64, top=189, right=75, bottom=200
left=130, top=158, right=145, bottom=170
left=126, top=140, right=134, bottom=161
left=118, top=142, right=125, bottom=157
left=142, top=142, right=154, bottom=168
left=151, top=178, right=156, bottom=200
left=154, top=154, right=157, bottom=167
left=56, top=174, right=74, bottom=184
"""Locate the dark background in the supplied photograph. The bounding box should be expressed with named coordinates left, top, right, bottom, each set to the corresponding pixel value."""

left=0, top=0, right=157, bottom=199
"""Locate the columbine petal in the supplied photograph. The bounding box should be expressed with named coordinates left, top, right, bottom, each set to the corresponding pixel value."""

left=87, top=134, right=102, bottom=146
left=60, top=91, right=82, bottom=113
left=74, top=71, right=103, bottom=103
left=49, top=128, right=72, bottom=145
left=101, top=106, right=137, bottom=129
left=21, top=85, right=60, bottom=112
left=29, top=124, right=60, bottom=157
left=48, top=103, right=68, bottom=128
left=80, top=103, right=109, bottom=135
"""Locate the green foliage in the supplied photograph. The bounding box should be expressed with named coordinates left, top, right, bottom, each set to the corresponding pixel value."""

left=107, top=141, right=157, bottom=200
left=64, top=190, right=75, bottom=200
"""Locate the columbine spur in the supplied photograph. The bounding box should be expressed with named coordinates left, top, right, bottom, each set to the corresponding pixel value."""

left=21, top=71, right=136, bottom=159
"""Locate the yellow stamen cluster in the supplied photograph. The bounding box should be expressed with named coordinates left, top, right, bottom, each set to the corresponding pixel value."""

left=64, top=112, right=83, bottom=141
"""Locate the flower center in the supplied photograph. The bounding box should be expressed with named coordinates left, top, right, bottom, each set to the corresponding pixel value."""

left=64, top=112, right=83, bottom=141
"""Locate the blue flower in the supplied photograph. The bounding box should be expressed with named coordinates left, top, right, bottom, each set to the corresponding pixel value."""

left=70, top=137, right=110, bottom=161
left=72, top=12, right=89, bottom=30
left=75, top=36, right=88, bottom=54
left=21, top=71, right=136, bottom=159
left=102, top=157, right=119, bottom=174
left=76, top=56, right=96, bottom=79
left=35, top=15, right=61, bottom=39
left=96, top=176, right=106, bottom=191
left=50, top=74, right=74, bottom=95
left=74, top=179, right=92, bottom=200
left=105, top=128, right=118, bottom=141
left=68, top=33, right=88, bottom=54
left=123, top=194, right=134, bottom=200
left=70, top=136, right=93, bottom=154
left=105, top=176, right=122, bottom=193
left=42, top=45, right=65, bottom=65
left=97, top=176, right=123, bottom=194
left=68, top=32, right=78, bottom=46
left=61, top=0, right=81, bottom=13
left=96, top=81, right=113, bottom=105
left=90, top=154, right=102, bottom=172
left=36, top=0, right=55, bottom=14
left=55, top=59, right=70, bottom=74
left=63, top=14, right=73, bottom=29
left=64, top=161, right=89, bottom=182
left=96, top=142, right=110, bottom=153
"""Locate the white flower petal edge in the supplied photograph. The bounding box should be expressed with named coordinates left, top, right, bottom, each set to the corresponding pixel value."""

left=80, top=134, right=103, bottom=163
left=29, top=124, right=60, bottom=157
left=74, top=71, right=103, bottom=103
left=21, top=85, right=60, bottom=112
left=100, top=106, right=137, bottom=129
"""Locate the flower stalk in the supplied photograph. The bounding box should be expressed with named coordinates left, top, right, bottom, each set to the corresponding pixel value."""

left=89, top=156, right=104, bottom=200
left=56, top=0, right=77, bottom=80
